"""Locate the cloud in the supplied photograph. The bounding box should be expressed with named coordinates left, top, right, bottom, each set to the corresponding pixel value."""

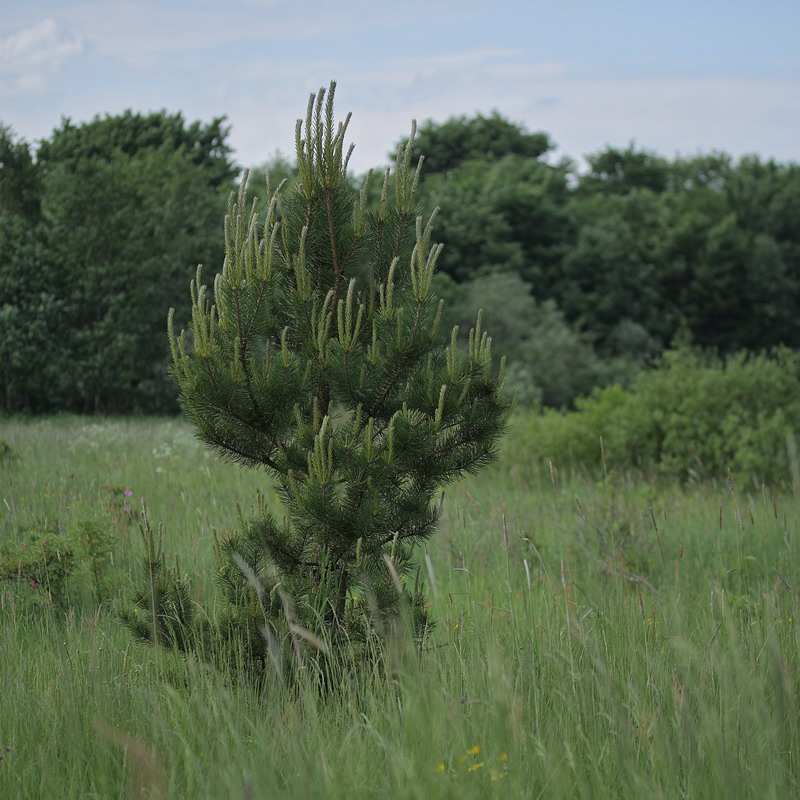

left=0, top=18, right=83, bottom=97
left=3, top=2, right=797, bottom=175
left=61, top=2, right=239, bottom=68
left=59, top=1, right=402, bottom=69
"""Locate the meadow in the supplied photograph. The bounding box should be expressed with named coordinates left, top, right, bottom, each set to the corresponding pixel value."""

left=0, top=415, right=797, bottom=798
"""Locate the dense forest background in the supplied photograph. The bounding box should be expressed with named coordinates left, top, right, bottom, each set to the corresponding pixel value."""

left=1, top=110, right=799, bottom=414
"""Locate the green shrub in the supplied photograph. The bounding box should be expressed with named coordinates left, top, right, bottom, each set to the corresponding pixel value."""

left=515, top=347, right=800, bottom=481
left=68, top=503, right=116, bottom=603
left=0, top=439, right=15, bottom=462
left=0, top=505, right=118, bottom=607
left=0, top=534, right=75, bottom=600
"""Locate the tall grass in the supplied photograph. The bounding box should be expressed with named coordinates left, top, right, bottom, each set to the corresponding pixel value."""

left=1, top=416, right=797, bottom=798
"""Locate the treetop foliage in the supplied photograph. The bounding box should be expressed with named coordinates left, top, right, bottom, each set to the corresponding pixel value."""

left=394, top=110, right=553, bottom=175
left=2, top=100, right=800, bottom=415
left=578, top=143, right=671, bottom=195
left=0, top=125, right=41, bottom=222
left=37, top=109, right=236, bottom=187
left=0, top=111, right=236, bottom=413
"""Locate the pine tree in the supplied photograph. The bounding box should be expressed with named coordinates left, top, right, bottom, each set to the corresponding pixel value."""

left=125, top=83, right=510, bottom=678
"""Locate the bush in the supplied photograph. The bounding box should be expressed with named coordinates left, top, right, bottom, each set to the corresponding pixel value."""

left=68, top=503, right=116, bottom=603
left=0, top=504, right=118, bottom=607
left=0, top=439, right=15, bottom=462
left=0, top=534, right=75, bottom=601
left=515, top=347, right=800, bottom=481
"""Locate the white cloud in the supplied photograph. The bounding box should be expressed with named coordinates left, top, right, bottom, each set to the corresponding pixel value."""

left=60, top=1, right=392, bottom=69
left=0, top=18, right=83, bottom=97
left=62, top=2, right=238, bottom=68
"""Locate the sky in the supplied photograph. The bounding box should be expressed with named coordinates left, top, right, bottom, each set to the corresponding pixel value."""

left=2, top=0, right=799, bottom=173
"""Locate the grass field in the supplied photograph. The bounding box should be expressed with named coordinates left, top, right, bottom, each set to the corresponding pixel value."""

left=0, top=415, right=797, bottom=798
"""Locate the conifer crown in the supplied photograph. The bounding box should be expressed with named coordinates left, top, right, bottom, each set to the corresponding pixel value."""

left=133, top=81, right=510, bottom=676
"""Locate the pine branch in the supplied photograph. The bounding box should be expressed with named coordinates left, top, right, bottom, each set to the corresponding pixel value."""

left=232, top=288, right=266, bottom=422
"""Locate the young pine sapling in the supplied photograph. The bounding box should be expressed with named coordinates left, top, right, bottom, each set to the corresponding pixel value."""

left=124, top=82, right=511, bottom=678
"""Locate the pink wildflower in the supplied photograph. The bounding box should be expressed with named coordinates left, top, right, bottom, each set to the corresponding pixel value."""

left=123, top=489, right=133, bottom=497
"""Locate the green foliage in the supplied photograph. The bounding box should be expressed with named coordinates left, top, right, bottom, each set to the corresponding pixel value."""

left=5, top=106, right=800, bottom=415
left=578, top=143, right=670, bottom=195
left=0, top=484, right=124, bottom=609
left=128, top=84, right=510, bottom=678
left=394, top=111, right=552, bottom=175
left=119, top=509, right=196, bottom=652
left=560, top=167, right=800, bottom=354
left=0, top=438, right=15, bottom=462
left=506, top=300, right=607, bottom=409
left=0, top=125, right=41, bottom=221
left=42, top=122, right=235, bottom=412
left=36, top=110, right=235, bottom=190
left=517, top=348, right=800, bottom=481
left=0, top=214, right=68, bottom=411
left=400, top=126, right=800, bottom=373
left=68, top=502, right=116, bottom=603
left=0, top=128, right=59, bottom=411
left=0, top=533, right=75, bottom=601
left=0, top=111, right=237, bottom=413
left=421, top=155, right=573, bottom=287
left=558, top=190, right=666, bottom=347
left=243, top=151, right=299, bottom=217
left=443, top=271, right=618, bottom=408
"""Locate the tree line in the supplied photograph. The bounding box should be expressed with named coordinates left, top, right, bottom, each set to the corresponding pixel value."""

left=1, top=109, right=798, bottom=413
left=0, top=112, right=235, bottom=413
